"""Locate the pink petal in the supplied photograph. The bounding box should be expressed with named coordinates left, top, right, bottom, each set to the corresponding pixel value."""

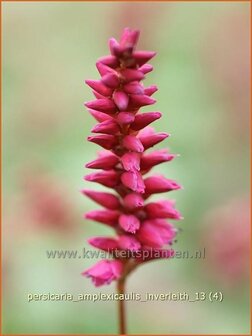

left=139, top=63, right=153, bottom=74
left=130, top=112, right=161, bottom=131
left=119, top=214, right=140, bottom=233
left=118, top=235, right=141, bottom=251
left=82, top=260, right=122, bottom=286
left=137, top=126, right=155, bottom=137
left=85, top=79, right=112, bottom=97
left=123, top=193, right=144, bottom=210
left=91, top=120, right=119, bottom=134
left=92, top=91, right=106, bottom=99
left=85, top=153, right=118, bottom=170
left=144, top=85, right=158, bottom=96
left=116, top=112, right=135, bottom=125
left=87, top=134, right=117, bottom=150
left=88, top=109, right=113, bottom=122
left=102, top=72, right=120, bottom=88
left=144, top=175, right=181, bottom=194
left=84, top=170, right=119, bottom=188
left=96, top=62, right=115, bottom=76
left=129, top=95, right=156, bottom=108
left=113, top=91, right=129, bottom=111
left=97, top=55, right=119, bottom=67
left=121, top=68, right=144, bottom=83
left=145, top=200, right=182, bottom=220
left=141, top=149, right=175, bottom=171
left=153, top=220, right=177, bottom=242
left=84, top=99, right=117, bottom=114
left=124, top=82, right=144, bottom=95
left=136, top=222, right=164, bottom=248
left=120, top=28, right=140, bottom=51
left=138, top=131, right=169, bottom=149
left=121, top=152, right=140, bottom=171
left=132, top=50, right=156, bottom=66
left=109, top=37, right=121, bottom=56
left=110, top=259, right=123, bottom=278
left=82, top=189, right=120, bottom=210
left=88, top=237, right=118, bottom=251
left=122, top=135, right=144, bottom=152
left=121, top=171, right=145, bottom=193
left=85, top=209, right=119, bottom=226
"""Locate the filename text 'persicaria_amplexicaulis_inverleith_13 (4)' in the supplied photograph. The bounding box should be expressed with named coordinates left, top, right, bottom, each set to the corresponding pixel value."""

left=81, top=28, right=182, bottom=334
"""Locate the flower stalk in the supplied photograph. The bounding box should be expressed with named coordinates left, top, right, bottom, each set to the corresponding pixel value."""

left=117, top=278, right=126, bottom=335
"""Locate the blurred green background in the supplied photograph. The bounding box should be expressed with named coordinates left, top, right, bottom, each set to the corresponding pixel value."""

left=2, top=1, right=250, bottom=334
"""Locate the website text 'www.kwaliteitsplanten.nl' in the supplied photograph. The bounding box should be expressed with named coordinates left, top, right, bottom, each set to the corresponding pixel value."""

left=46, top=247, right=206, bottom=261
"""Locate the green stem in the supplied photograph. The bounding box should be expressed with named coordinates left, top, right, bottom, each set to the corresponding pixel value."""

left=117, top=279, right=127, bottom=335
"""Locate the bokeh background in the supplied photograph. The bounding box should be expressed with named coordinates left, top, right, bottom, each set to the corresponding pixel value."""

left=2, top=1, right=250, bottom=334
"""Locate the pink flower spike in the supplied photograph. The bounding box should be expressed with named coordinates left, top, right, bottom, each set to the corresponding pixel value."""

left=119, top=214, right=140, bottom=233
left=130, top=112, right=161, bottom=131
left=85, top=209, right=119, bottom=226
left=84, top=170, right=119, bottom=188
left=84, top=99, right=117, bottom=114
left=113, top=91, right=129, bottom=111
left=123, top=193, right=144, bottom=210
left=85, top=153, right=119, bottom=170
left=138, top=131, right=170, bottom=149
left=116, top=112, right=135, bottom=125
left=129, top=95, right=156, bottom=108
left=87, top=135, right=117, bottom=150
left=102, top=72, right=120, bottom=88
left=144, top=175, right=181, bottom=194
left=139, top=63, right=153, bottom=74
left=144, top=85, right=158, bottom=96
left=83, top=28, right=182, bottom=295
left=118, top=235, right=141, bottom=251
left=121, top=152, right=140, bottom=172
left=122, top=135, right=144, bottom=152
left=121, top=171, right=145, bottom=193
left=82, top=189, right=120, bottom=210
left=88, top=237, right=118, bottom=251
left=145, top=201, right=182, bottom=220
left=82, top=260, right=123, bottom=287
left=91, top=120, right=119, bottom=134
left=85, top=80, right=112, bottom=97
left=88, top=109, right=113, bottom=122
left=132, top=50, right=156, bottom=66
